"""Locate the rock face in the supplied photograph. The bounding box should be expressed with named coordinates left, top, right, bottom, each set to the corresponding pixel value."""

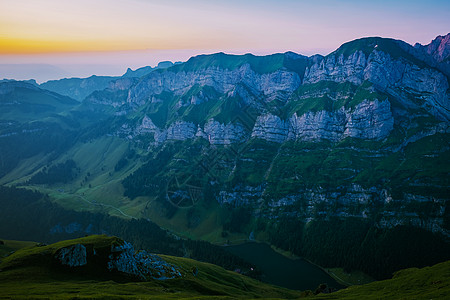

left=417, top=33, right=450, bottom=63
left=203, top=120, right=247, bottom=145
left=343, top=99, right=394, bottom=139
left=304, top=51, right=368, bottom=85
left=252, top=114, right=289, bottom=143
left=107, top=241, right=181, bottom=280
left=127, top=64, right=301, bottom=105
left=304, top=50, right=449, bottom=121
left=56, top=244, right=87, bottom=267
left=130, top=99, right=394, bottom=145
left=54, top=240, right=181, bottom=281
left=249, top=99, right=394, bottom=143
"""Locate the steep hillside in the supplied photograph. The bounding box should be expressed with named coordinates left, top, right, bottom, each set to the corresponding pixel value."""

left=0, top=81, right=81, bottom=178
left=0, top=81, right=78, bottom=121
left=315, top=260, right=450, bottom=300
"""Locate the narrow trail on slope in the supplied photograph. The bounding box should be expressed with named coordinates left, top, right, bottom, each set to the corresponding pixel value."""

left=74, top=193, right=135, bottom=219
left=53, top=188, right=135, bottom=219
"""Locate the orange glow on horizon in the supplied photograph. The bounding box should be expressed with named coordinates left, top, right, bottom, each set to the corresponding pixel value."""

left=0, top=1, right=447, bottom=57
left=0, top=38, right=178, bottom=54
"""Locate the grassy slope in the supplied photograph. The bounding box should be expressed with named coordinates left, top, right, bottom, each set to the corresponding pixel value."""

left=314, top=261, right=450, bottom=300
left=1, top=236, right=449, bottom=299
left=0, top=235, right=304, bottom=299
left=0, top=84, right=78, bottom=122
left=326, top=268, right=375, bottom=287
left=8, top=136, right=146, bottom=218
left=0, top=239, right=37, bottom=258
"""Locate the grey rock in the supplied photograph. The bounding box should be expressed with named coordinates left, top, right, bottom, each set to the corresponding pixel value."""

left=166, top=121, right=196, bottom=141
left=249, top=99, right=394, bottom=143
left=56, top=244, right=87, bottom=267
left=343, top=99, right=394, bottom=139
left=262, top=184, right=450, bottom=238
left=203, top=119, right=247, bottom=145
left=107, top=241, right=181, bottom=280
left=304, top=49, right=449, bottom=120
left=251, top=114, right=289, bottom=143
left=415, top=33, right=450, bottom=63
left=127, top=64, right=301, bottom=105
left=304, top=51, right=367, bottom=85
left=217, top=185, right=265, bottom=207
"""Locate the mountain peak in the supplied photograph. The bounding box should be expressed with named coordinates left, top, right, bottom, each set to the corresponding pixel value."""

left=421, top=33, right=450, bottom=62
left=330, top=36, right=403, bottom=58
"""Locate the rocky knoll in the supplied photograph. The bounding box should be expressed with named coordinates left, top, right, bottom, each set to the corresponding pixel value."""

left=54, top=239, right=181, bottom=281
left=108, top=241, right=181, bottom=280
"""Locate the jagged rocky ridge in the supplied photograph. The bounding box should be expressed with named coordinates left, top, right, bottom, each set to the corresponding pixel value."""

left=91, top=36, right=449, bottom=146
left=79, top=34, right=450, bottom=237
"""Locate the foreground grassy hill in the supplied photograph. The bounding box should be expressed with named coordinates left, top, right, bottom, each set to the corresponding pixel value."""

left=315, top=261, right=450, bottom=300
left=1, top=235, right=449, bottom=299
left=0, top=235, right=304, bottom=299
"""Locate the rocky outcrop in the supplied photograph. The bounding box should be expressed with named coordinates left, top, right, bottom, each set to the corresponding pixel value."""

left=262, top=185, right=449, bottom=237
left=249, top=99, right=394, bottom=143
left=252, top=114, right=289, bottom=143
left=416, top=33, right=450, bottom=63
left=53, top=240, right=182, bottom=281
left=304, top=50, right=449, bottom=120
left=107, top=241, right=181, bottom=280
left=217, top=185, right=265, bottom=207
left=132, top=99, right=393, bottom=145
left=55, top=244, right=87, bottom=267
left=365, top=51, right=449, bottom=121
left=134, top=117, right=247, bottom=145
left=304, top=51, right=367, bottom=85
left=288, top=110, right=344, bottom=142
left=203, top=119, right=247, bottom=145
left=133, top=117, right=196, bottom=144
left=134, top=116, right=167, bottom=144
left=166, top=121, right=196, bottom=141
left=343, top=99, right=394, bottom=139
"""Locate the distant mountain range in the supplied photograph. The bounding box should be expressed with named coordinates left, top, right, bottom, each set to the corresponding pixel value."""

left=39, top=61, right=181, bottom=101
left=0, top=33, right=449, bottom=281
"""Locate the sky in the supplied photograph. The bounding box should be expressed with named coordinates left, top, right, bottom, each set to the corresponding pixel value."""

left=0, top=0, right=449, bottom=82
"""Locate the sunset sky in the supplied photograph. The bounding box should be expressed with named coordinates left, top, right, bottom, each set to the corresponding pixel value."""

left=1, top=0, right=449, bottom=82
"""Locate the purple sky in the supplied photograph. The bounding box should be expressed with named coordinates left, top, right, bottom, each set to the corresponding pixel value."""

left=1, top=0, right=449, bottom=82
